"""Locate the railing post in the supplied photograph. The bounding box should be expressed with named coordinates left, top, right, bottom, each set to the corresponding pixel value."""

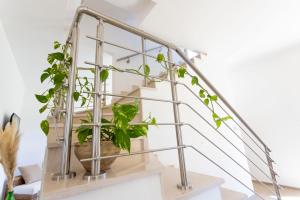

left=84, top=18, right=105, bottom=180
left=52, top=23, right=79, bottom=180
left=265, top=146, right=281, bottom=200
left=168, top=48, right=190, bottom=190
left=141, top=37, right=147, bottom=87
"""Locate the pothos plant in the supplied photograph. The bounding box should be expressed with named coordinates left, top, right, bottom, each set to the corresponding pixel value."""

left=36, top=41, right=230, bottom=140
left=76, top=102, right=156, bottom=152
left=35, top=41, right=95, bottom=135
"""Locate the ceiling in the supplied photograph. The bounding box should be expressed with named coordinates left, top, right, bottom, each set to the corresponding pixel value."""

left=140, top=0, right=300, bottom=66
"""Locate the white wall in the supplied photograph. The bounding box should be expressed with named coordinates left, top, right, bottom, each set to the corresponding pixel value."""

left=0, top=19, right=25, bottom=198
left=226, top=43, right=300, bottom=188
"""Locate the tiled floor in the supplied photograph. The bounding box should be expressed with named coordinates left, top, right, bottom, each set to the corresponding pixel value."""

left=253, top=181, right=300, bottom=200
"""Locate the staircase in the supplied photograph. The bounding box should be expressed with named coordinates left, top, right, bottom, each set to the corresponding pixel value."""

left=39, top=6, right=281, bottom=200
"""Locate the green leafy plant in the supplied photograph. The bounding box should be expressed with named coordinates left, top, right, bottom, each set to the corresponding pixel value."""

left=155, top=53, right=232, bottom=128
left=76, top=102, right=156, bottom=152
left=35, top=41, right=93, bottom=135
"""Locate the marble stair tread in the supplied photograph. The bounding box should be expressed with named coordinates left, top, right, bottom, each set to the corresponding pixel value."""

left=41, top=154, right=163, bottom=200
left=162, top=166, right=224, bottom=200
left=221, top=188, right=248, bottom=200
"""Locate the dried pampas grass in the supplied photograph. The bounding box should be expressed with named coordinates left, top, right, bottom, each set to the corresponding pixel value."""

left=0, top=119, right=20, bottom=192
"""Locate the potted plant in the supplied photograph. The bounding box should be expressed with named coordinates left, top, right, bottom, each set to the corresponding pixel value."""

left=74, top=102, right=156, bottom=172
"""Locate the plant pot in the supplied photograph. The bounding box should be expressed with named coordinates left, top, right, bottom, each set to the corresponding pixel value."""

left=74, top=140, right=121, bottom=172
left=5, top=191, right=15, bottom=200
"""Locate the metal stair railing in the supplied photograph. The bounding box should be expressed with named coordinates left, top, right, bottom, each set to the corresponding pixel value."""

left=51, top=6, right=281, bottom=200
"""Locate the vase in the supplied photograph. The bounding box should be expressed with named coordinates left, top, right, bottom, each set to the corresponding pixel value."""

left=5, top=191, right=15, bottom=200
left=74, top=140, right=121, bottom=172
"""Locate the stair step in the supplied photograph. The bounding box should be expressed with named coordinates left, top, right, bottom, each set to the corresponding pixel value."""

left=41, top=153, right=162, bottom=200
left=162, top=166, right=224, bottom=200
left=221, top=188, right=248, bottom=200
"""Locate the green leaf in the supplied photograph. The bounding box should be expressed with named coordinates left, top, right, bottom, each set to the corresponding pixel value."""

left=149, top=117, right=157, bottom=125
left=35, top=94, right=48, bottom=103
left=53, top=73, right=65, bottom=85
left=77, top=126, right=92, bottom=144
left=81, top=97, right=87, bottom=107
left=73, top=91, right=80, bottom=101
left=221, top=116, right=233, bottom=121
left=100, top=69, right=109, bottom=82
left=144, top=64, right=150, bottom=77
left=128, top=125, right=148, bottom=138
left=212, top=112, right=219, bottom=119
left=191, top=76, right=199, bottom=85
left=156, top=53, right=165, bottom=63
left=40, top=73, right=50, bottom=83
left=54, top=41, right=61, bottom=49
left=40, top=120, right=49, bottom=135
left=215, top=119, right=222, bottom=129
left=204, top=98, right=209, bottom=106
left=113, top=128, right=131, bottom=152
left=177, top=67, right=186, bottom=78
left=47, top=52, right=64, bottom=64
left=112, top=102, right=139, bottom=125
left=199, top=89, right=206, bottom=98
left=48, top=88, right=55, bottom=97
left=210, top=95, right=218, bottom=101
left=39, top=104, right=48, bottom=113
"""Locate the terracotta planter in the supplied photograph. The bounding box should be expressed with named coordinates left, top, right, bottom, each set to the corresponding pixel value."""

left=74, top=141, right=121, bottom=172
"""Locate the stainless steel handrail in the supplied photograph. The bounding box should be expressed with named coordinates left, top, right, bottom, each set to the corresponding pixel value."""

left=69, top=6, right=269, bottom=151
left=58, top=6, right=281, bottom=199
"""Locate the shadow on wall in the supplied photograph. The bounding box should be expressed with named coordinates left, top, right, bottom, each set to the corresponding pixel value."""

left=1, top=114, right=10, bottom=130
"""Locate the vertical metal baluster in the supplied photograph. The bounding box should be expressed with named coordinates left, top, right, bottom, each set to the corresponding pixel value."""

left=141, top=37, right=147, bottom=87
left=52, top=24, right=79, bottom=180
left=265, top=146, right=281, bottom=200
left=84, top=18, right=105, bottom=180
left=103, top=79, right=107, bottom=106
left=168, top=48, right=190, bottom=190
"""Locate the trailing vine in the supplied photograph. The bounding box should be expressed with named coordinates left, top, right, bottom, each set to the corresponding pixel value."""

left=155, top=53, right=232, bottom=128
left=36, top=41, right=231, bottom=137
left=35, top=41, right=93, bottom=135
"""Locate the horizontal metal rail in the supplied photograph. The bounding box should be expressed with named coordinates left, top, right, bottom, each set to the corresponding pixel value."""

left=187, top=145, right=266, bottom=200
left=86, top=35, right=175, bottom=65
left=175, top=50, right=270, bottom=151
left=80, top=145, right=186, bottom=162
left=181, top=103, right=275, bottom=180
left=180, top=123, right=275, bottom=195
left=83, top=91, right=178, bottom=104
left=117, top=45, right=163, bottom=62
left=76, top=65, right=275, bottom=168
left=176, top=82, right=274, bottom=163
left=78, top=143, right=265, bottom=200
left=79, top=91, right=275, bottom=181
left=83, top=62, right=171, bottom=83
left=183, top=123, right=275, bottom=189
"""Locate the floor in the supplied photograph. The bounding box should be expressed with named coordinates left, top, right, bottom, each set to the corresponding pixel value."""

left=253, top=181, right=300, bottom=200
